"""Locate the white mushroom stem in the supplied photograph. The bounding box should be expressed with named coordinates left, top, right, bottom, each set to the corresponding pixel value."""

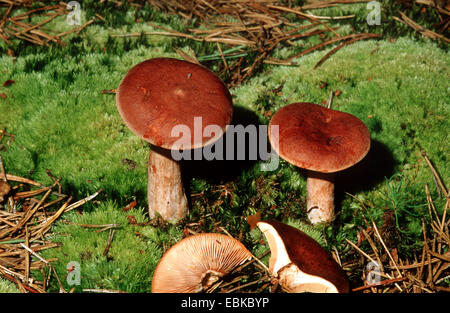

left=306, top=171, right=336, bottom=225
left=148, top=146, right=188, bottom=223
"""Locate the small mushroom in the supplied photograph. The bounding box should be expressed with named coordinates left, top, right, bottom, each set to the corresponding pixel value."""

left=268, top=102, right=370, bottom=224
left=116, top=58, right=233, bottom=222
left=257, top=220, right=349, bottom=293
left=151, top=233, right=252, bottom=293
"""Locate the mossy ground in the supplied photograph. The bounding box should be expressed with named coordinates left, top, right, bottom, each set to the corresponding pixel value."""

left=0, top=1, right=448, bottom=292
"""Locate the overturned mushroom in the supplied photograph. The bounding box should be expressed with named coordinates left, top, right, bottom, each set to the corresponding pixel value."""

left=268, top=102, right=370, bottom=224
left=257, top=220, right=349, bottom=293
left=152, top=233, right=252, bottom=293
left=116, top=58, right=233, bottom=222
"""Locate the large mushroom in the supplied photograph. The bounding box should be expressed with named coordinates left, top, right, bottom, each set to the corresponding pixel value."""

left=268, top=102, right=370, bottom=224
left=152, top=233, right=252, bottom=293
left=116, top=58, right=233, bottom=222
left=256, top=219, right=349, bottom=293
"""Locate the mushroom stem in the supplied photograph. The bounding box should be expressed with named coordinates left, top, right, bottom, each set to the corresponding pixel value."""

left=306, top=171, right=336, bottom=224
left=148, top=146, right=188, bottom=222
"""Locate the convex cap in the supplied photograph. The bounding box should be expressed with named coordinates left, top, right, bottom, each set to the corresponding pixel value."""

left=116, top=57, right=233, bottom=150
left=269, top=102, right=370, bottom=173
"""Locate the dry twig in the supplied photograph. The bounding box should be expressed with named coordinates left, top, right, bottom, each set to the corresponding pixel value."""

left=345, top=151, right=449, bottom=293
left=0, top=157, right=102, bottom=292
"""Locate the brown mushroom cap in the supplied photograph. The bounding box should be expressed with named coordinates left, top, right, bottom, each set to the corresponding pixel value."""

left=268, top=102, right=370, bottom=173
left=152, top=233, right=252, bottom=293
left=257, top=220, right=349, bottom=293
left=116, top=57, right=233, bottom=150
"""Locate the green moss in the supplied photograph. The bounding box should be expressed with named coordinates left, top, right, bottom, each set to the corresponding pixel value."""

left=229, top=36, right=448, bottom=256
left=0, top=2, right=447, bottom=292
left=36, top=201, right=183, bottom=292
left=249, top=218, right=326, bottom=267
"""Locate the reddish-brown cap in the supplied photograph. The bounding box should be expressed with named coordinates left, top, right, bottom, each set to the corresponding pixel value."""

left=116, top=58, right=233, bottom=150
left=152, top=233, right=252, bottom=293
left=257, top=220, right=350, bottom=293
left=268, top=102, right=370, bottom=173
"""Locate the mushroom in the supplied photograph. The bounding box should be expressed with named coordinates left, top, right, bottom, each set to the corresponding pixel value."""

left=151, top=233, right=252, bottom=293
left=116, top=58, right=233, bottom=222
left=268, top=102, right=370, bottom=224
left=256, top=219, right=350, bottom=293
